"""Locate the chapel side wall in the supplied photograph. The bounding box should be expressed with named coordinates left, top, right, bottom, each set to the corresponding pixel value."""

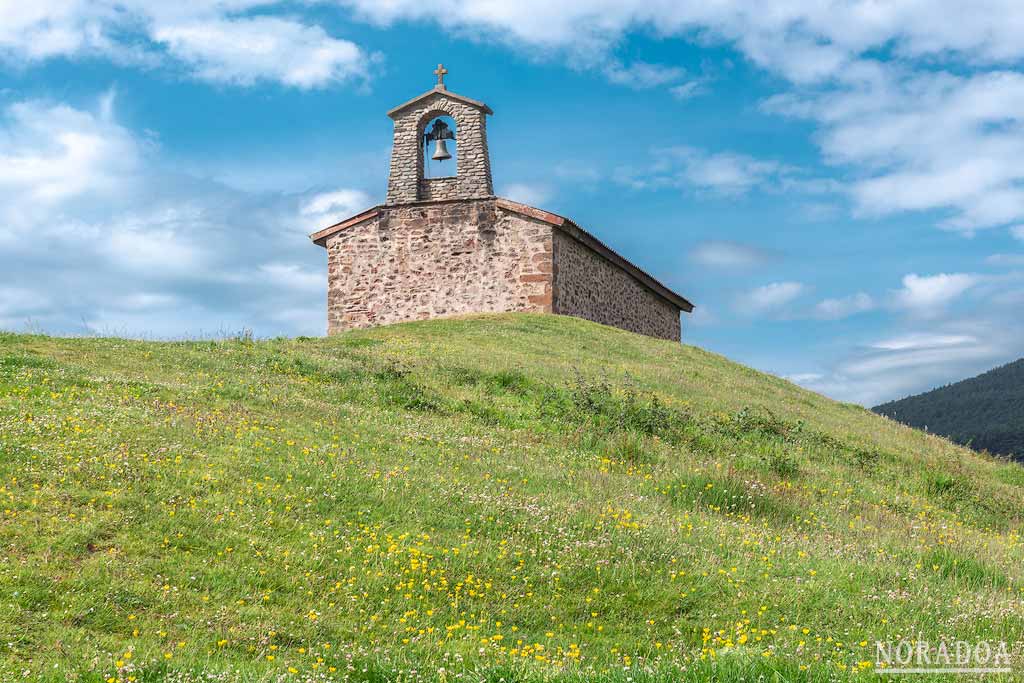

left=325, top=200, right=552, bottom=333
left=552, top=230, right=681, bottom=341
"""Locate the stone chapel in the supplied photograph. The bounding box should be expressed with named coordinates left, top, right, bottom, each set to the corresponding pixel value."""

left=310, top=66, right=693, bottom=341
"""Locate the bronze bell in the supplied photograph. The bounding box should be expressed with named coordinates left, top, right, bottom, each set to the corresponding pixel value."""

left=431, top=138, right=452, bottom=161
left=425, top=119, right=455, bottom=162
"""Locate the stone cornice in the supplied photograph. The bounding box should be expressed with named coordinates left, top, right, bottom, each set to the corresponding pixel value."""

left=386, top=87, right=494, bottom=119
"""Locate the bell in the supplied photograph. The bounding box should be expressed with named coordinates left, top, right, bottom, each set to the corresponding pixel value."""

left=431, top=138, right=452, bottom=161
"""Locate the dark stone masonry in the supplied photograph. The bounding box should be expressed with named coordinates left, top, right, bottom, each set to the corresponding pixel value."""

left=311, top=68, right=693, bottom=341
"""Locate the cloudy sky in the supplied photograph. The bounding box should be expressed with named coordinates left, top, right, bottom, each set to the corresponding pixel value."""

left=4, top=1, right=1024, bottom=406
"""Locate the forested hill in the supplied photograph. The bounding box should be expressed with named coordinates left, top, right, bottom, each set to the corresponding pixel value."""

left=873, top=358, right=1024, bottom=461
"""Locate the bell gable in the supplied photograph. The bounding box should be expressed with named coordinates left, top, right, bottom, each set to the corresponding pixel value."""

left=385, top=66, right=494, bottom=205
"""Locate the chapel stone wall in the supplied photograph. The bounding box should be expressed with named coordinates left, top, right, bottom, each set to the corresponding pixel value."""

left=325, top=199, right=551, bottom=333
left=552, top=230, right=681, bottom=341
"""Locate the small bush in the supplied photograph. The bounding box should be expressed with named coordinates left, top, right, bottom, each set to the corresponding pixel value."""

left=374, top=360, right=412, bottom=382
left=378, top=377, right=446, bottom=413
left=851, top=448, right=881, bottom=469
left=447, top=366, right=532, bottom=396
left=564, top=372, right=685, bottom=440
left=459, top=398, right=513, bottom=427
left=665, top=473, right=796, bottom=523
left=372, top=361, right=447, bottom=412
left=730, top=406, right=796, bottom=439
left=761, top=451, right=801, bottom=478
left=605, top=431, right=657, bottom=466
left=264, top=354, right=361, bottom=385
left=280, top=356, right=321, bottom=378
left=0, top=353, right=56, bottom=373
left=924, top=470, right=960, bottom=497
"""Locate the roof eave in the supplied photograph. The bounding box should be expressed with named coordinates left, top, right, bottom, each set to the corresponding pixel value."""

left=561, top=219, right=695, bottom=313
left=309, top=206, right=382, bottom=247
left=494, top=198, right=694, bottom=313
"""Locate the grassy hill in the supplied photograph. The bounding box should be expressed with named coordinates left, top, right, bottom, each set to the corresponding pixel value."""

left=2, top=314, right=1022, bottom=682
left=874, top=358, right=1024, bottom=462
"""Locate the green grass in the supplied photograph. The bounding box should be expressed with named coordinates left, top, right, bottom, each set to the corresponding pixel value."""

left=1, top=313, right=1022, bottom=682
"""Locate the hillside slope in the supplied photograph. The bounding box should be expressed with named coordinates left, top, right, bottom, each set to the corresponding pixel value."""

left=874, top=358, right=1024, bottom=461
left=1, top=314, right=1022, bottom=682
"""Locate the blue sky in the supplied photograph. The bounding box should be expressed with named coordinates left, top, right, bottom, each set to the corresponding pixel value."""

left=4, top=2, right=1024, bottom=406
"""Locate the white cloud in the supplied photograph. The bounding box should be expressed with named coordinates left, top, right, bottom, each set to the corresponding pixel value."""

left=603, top=60, right=686, bottom=90
left=785, top=372, right=823, bottom=385
left=0, top=93, right=377, bottom=338
left=0, top=96, right=139, bottom=209
left=736, top=281, right=805, bottom=316
left=8, top=2, right=1024, bottom=229
left=785, top=269, right=1024, bottom=406
left=682, top=151, right=780, bottom=196
left=1011, top=225, right=1024, bottom=241
left=0, top=286, right=52, bottom=331
left=300, top=188, right=374, bottom=229
left=0, top=1, right=118, bottom=62
left=153, top=17, right=372, bottom=89
left=891, top=273, right=978, bottom=314
left=0, top=2, right=376, bottom=89
left=339, top=1, right=1024, bottom=75
left=260, top=263, right=322, bottom=293
left=985, top=253, right=1024, bottom=266
left=793, top=330, right=1003, bottom=407
left=554, top=161, right=600, bottom=183
left=669, top=81, right=703, bottom=101
left=687, top=304, right=716, bottom=327
left=0, top=287, right=48, bottom=317
left=795, top=297, right=1024, bottom=406
left=871, top=333, right=978, bottom=352
left=498, top=182, right=553, bottom=207
left=617, top=146, right=791, bottom=196
left=768, top=68, right=1024, bottom=233
left=103, top=223, right=206, bottom=274
left=115, top=293, right=180, bottom=310
left=841, top=342, right=995, bottom=381
left=690, top=240, right=775, bottom=268
left=813, top=292, right=874, bottom=320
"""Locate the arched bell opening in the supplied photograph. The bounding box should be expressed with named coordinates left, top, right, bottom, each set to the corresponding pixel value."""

left=422, top=115, right=457, bottom=179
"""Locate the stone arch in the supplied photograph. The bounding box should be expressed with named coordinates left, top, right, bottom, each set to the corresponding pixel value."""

left=419, top=109, right=458, bottom=179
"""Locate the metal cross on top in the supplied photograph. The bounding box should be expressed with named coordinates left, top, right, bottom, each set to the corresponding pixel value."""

left=434, top=63, right=448, bottom=89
